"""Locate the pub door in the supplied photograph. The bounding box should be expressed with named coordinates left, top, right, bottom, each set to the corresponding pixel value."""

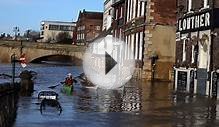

left=197, top=68, right=208, bottom=95
left=177, top=71, right=187, bottom=92
left=189, top=70, right=195, bottom=94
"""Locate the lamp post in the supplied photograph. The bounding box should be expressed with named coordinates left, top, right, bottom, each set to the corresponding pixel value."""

left=11, top=53, right=23, bottom=85
left=13, top=26, right=19, bottom=41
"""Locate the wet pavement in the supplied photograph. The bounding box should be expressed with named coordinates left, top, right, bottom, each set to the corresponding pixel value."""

left=0, top=63, right=219, bottom=127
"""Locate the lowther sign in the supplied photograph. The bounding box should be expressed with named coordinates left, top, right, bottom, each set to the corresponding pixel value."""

left=177, top=10, right=211, bottom=33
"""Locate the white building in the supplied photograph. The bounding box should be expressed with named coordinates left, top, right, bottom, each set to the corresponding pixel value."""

left=103, top=0, right=113, bottom=31
left=40, top=21, right=76, bottom=43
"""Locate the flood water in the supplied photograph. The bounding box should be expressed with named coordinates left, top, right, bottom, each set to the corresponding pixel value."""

left=0, top=63, right=219, bottom=127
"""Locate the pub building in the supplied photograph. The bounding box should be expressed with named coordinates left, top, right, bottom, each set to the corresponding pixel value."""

left=174, top=0, right=219, bottom=98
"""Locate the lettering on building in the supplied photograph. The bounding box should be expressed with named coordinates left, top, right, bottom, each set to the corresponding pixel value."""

left=178, top=11, right=211, bottom=33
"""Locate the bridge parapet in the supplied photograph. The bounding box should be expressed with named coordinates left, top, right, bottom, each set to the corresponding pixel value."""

left=0, top=40, right=86, bottom=63
left=0, top=40, right=86, bottom=52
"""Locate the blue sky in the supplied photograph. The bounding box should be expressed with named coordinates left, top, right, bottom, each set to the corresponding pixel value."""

left=0, top=0, right=103, bottom=35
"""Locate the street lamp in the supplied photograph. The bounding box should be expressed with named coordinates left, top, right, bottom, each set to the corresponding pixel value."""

left=13, top=26, right=20, bottom=40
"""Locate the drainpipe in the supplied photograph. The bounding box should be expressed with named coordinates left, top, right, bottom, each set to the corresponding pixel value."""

left=140, top=0, right=147, bottom=68
left=209, top=0, right=215, bottom=97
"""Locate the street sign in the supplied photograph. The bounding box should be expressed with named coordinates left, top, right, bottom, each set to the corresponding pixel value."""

left=20, top=54, right=27, bottom=68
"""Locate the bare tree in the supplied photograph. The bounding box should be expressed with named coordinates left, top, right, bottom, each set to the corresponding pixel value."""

left=24, top=29, right=40, bottom=42
left=56, top=32, right=72, bottom=44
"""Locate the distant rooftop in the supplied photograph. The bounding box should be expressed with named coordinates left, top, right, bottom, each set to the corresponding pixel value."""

left=41, top=21, right=76, bottom=25
left=78, top=9, right=103, bottom=20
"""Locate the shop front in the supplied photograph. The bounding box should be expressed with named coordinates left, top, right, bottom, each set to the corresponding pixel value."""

left=174, top=9, right=219, bottom=98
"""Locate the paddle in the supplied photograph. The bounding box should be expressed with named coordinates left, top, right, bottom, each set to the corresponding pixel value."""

left=48, top=83, right=62, bottom=89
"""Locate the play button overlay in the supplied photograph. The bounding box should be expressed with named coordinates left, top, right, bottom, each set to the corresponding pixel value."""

left=105, top=51, right=117, bottom=74
left=83, top=36, right=135, bottom=89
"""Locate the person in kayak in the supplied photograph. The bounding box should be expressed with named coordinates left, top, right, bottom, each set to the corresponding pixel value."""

left=64, top=73, right=74, bottom=86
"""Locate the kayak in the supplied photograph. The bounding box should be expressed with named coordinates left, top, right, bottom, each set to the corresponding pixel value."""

left=61, top=85, right=73, bottom=95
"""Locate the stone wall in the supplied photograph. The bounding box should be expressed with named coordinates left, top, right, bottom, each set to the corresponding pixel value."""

left=0, top=83, right=19, bottom=127
left=143, top=25, right=176, bottom=81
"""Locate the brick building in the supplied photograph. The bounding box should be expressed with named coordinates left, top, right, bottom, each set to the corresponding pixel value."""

left=114, top=0, right=176, bottom=81
left=74, top=10, right=103, bottom=45
left=142, top=0, right=176, bottom=81
left=174, top=0, right=219, bottom=98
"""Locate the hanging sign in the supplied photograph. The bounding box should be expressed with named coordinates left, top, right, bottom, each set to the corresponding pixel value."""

left=20, top=54, right=27, bottom=68
left=177, top=10, right=211, bottom=33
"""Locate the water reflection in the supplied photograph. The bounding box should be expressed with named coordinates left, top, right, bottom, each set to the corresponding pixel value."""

left=74, top=80, right=142, bottom=113
left=172, top=95, right=218, bottom=126
left=0, top=64, right=218, bottom=127
left=40, top=99, right=62, bottom=115
left=0, top=92, right=18, bottom=127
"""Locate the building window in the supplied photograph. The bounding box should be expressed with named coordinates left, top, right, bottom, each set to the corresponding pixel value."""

left=60, top=25, right=71, bottom=31
left=71, top=26, right=75, bottom=31
left=120, top=7, right=123, bottom=18
left=137, top=0, right=141, bottom=17
left=188, top=0, right=192, bottom=12
left=115, top=9, right=118, bottom=20
left=130, top=0, right=133, bottom=19
left=40, top=26, right=44, bottom=30
left=132, top=0, right=136, bottom=19
left=82, top=26, right=85, bottom=30
left=204, top=0, right=209, bottom=8
left=82, top=33, right=85, bottom=39
left=127, top=0, right=130, bottom=22
left=141, top=1, right=145, bottom=16
left=135, top=33, right=139, bottom=60
left=49, top=25, right=59, bottom=30
left=109, top=9, right=111, bottom=15
left=96, top=26, right=101, bottom=30
left=139, top=32, right=143, bottom=60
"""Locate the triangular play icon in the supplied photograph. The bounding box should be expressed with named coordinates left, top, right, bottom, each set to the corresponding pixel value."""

left=105, top=51, right=117, bottom=74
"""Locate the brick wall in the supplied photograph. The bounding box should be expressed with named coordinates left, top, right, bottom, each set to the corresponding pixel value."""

left=76, top=11, right=103, bottom=44
left=151, top=0, right=176, bottom=25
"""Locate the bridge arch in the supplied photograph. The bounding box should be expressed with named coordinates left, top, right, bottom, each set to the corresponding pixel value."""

left=30, top=54, right=83, bottom=66
left=22, top=47, right=84, bottom=66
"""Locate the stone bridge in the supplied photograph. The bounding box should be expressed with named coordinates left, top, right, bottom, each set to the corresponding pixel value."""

left=0, top=41, right=86, bottom=64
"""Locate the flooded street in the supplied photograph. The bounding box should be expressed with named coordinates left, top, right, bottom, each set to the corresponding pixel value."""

left=0, top=63, right=219, bottom=127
